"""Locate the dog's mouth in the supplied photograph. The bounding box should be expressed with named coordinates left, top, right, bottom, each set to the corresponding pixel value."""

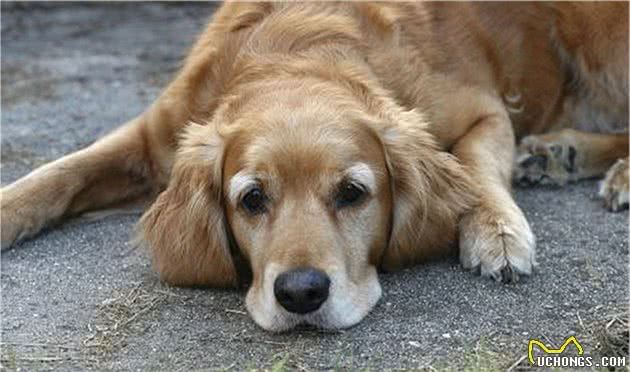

left=268, top=306, right=338, bottom=332
left=248, top=297, right=362, bottom=332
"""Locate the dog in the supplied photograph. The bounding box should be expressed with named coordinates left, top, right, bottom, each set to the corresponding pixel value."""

left=2, top=2, right=627, bottom=331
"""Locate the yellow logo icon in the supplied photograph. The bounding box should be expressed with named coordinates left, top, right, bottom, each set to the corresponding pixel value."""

left=528, top=336, right=584, bottom=365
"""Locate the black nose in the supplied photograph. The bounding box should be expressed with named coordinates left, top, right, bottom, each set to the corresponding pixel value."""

left=273, top=268, right=331, bottom=314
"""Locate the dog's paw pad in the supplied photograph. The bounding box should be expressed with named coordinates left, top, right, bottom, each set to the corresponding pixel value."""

left=599, top=158, right=629, bottom=212
left=514, top=135, right=577, bottom=186
left=460, top=207, right=536, bottom=283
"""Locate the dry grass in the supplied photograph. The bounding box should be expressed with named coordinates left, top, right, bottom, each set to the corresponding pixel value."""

left=82, top=281, right=171, bottom=361
left=1, top=281, right=176, bottom=370
left=0, top=341, right=89, bottom=370
left=425, top=305, right=630, bottom=372
left=595, top=309, right=629, bottom=360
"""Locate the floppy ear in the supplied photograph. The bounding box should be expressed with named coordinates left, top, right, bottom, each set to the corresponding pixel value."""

left=372, top=109, right=478, bottom=270
left=138, top=123, right=237, bottom=287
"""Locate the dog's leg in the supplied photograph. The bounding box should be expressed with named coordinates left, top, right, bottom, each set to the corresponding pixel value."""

left=514, top=129, right=629, bottom=211
left=0, top=8, right=239, bottom=250
left=1, top=116, right=155, bottom=249
left=452, top=111, right=536, bottom=283
left=515, top=129, right=628, bottom=185
left=0, top=65, right=213, bottom=250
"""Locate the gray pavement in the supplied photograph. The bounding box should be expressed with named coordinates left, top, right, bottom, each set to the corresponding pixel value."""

left=1, top=4, right=628, bottom=371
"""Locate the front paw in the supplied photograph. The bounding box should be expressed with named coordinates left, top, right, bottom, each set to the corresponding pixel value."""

left=459, top=203, right=536, bottom=283
left=1, top=189, right=40, bottom=250
left=1, top=213, right=25, bottom=251
left=514, top=135, right=578, bottom=186
left=1, top=205, right=26, bottom=250
left=599, top=158, right=629, bottom=212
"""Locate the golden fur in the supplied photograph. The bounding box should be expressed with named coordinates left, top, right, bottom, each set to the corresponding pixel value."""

left=2, top=2, right=627, bottom=330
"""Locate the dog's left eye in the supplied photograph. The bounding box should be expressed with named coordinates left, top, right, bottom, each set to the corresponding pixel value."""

left=335, top=182, right=366, bottom=208
left=241, top=187, right=267, bottom=214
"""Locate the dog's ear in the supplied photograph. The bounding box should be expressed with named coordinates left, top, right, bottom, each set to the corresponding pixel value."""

left=138, top=123, right=237, bottom=287
left=370, top=109, right=477, bottom=270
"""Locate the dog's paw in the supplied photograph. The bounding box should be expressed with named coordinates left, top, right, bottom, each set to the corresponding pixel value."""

left=459, top=202, right=536, bottom=283
left=0, top=188, right=41, bottom=250
left=599, top=158, right=629, bottom=212
left=1, top=207, right=26, bottom=251
left=1, top=218, right=24, bottom=251
left=514, top=135, right=578, bottom=186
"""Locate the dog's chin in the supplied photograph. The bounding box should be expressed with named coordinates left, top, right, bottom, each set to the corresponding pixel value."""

left=245, top=267, right=382, bottom=332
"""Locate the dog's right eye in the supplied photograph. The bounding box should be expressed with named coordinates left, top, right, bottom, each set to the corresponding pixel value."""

left=335, top=182, right=367, bottom=209
left=241, top=187, right=267, bottom=214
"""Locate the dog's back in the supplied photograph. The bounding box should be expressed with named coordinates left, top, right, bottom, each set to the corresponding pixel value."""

left=363, top=2, right=628, bottom=140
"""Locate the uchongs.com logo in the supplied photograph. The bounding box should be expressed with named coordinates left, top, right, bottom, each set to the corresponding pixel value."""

left=528, top=336, right=627, bottom=368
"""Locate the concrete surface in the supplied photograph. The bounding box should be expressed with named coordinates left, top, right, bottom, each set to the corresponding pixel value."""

left=1, top=4, right=628, bottom=371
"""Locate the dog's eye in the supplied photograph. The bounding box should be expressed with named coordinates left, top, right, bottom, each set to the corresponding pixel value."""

left=241, top=187, right=267, bottom=214
left=336, top=182, right=366, bottom=208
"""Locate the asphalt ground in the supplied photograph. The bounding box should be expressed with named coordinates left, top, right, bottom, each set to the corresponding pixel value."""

left=1, top=4, right=628, bottom=371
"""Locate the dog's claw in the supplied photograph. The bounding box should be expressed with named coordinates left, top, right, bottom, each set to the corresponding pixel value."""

left=498, top=264, right=519, bottom=284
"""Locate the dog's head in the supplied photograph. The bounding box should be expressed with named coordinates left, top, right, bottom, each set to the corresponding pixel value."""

left=140, top=76, right=474, bottom=331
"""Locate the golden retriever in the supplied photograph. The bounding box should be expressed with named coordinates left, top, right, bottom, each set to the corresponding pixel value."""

left=2, top=2, right=628, bottom=331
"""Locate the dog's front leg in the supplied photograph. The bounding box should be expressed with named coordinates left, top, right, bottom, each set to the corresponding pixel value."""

left=1, top=70, right=212, bottom=250
left=1, top=115, right=157, bottom=249
left=452, top=110, right=536, bottom=282
left=0, top=9, right=238, bottom=250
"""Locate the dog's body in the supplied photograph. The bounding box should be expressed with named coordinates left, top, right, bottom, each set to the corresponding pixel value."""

left=2, top=3, right=628, bottom=331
